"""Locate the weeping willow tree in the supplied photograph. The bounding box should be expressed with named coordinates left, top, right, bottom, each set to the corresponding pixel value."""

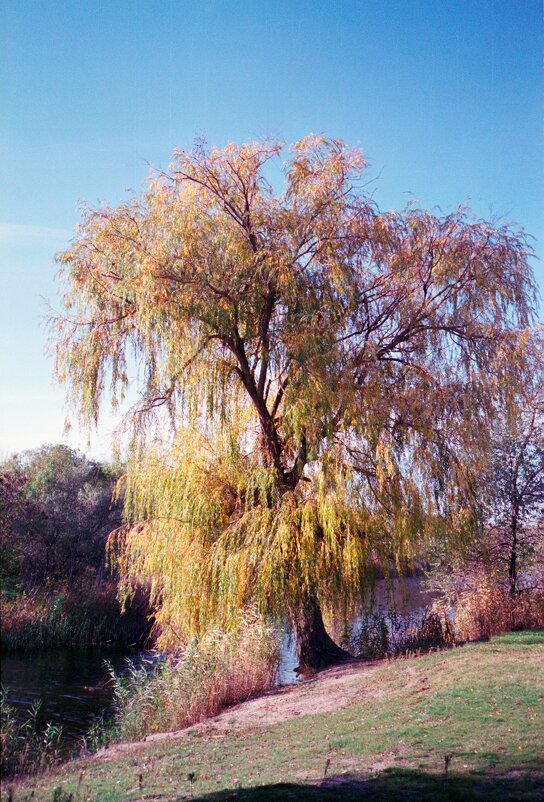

left=51, top=135, right=536, bottom=669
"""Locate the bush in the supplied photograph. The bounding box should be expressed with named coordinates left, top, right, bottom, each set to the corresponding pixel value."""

left=430, top=564, right=544, bottom=642
left=108, top=611, right=280, bottom=742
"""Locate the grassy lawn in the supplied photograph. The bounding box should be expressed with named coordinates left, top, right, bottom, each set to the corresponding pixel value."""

left=4, top=630, right=543, bottom=802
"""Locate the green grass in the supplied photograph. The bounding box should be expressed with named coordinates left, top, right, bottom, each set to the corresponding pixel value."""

left=4, top=630, right=543, bottom=802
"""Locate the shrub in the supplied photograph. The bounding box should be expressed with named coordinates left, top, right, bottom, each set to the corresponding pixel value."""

left=430, top=564, right=544, bottom=642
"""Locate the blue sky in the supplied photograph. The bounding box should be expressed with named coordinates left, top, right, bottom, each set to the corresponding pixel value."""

left=1, top=0, right=542, bottom=458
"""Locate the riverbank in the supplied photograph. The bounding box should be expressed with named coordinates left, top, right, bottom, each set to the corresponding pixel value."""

left=5, top=629, right=543, bottom=801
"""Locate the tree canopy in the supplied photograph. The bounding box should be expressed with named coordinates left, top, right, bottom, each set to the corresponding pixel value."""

left=52, top=135, right=537, bottom=667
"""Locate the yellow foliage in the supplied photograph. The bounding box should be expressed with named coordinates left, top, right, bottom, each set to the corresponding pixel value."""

left=52, top=135, right=537, bottom=646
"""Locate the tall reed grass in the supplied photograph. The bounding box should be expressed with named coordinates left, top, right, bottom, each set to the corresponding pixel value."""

left=0, top=692, right=64, bottom=779
left=108, top=610, right=280, bottom=742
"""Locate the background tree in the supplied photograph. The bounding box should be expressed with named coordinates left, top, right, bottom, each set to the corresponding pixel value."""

left=52, top=135, right=536, bottom=669
left=474, top=334, right=543, bottom=599
left=1, top=445, right=121, bottom=587
left=0, top=465, right=29, bottom=587
left=425, top=332, right=543, bottom=639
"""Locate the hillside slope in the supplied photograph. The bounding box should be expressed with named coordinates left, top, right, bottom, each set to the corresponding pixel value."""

left=6, top=631, right=544, bottom=802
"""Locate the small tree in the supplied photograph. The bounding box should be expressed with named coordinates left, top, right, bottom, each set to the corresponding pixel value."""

left=478, top=339, right=544, bottom=598
left=52, top=136, right=536, bottom=668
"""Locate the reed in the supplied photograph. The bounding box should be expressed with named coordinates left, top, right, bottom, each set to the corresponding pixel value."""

left=347, top=607, right=455, bottom=660
left=108, top=610, right=280, bottom=742
left=431, top=567, right=544, bottom=642
left=0, top=692, right=64, bottom=779
left=0, top=578, right=149, bottom=651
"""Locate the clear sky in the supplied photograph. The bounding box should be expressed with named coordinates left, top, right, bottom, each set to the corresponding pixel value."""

left=1, top=0, right=542, bottom=459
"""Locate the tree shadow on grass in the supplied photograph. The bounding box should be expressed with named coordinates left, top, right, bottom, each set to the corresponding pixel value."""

left=190, top=767, right=544, bottom=802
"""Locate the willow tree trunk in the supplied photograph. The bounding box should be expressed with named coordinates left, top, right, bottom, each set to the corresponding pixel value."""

left=289, top=594, right=350, bottom=672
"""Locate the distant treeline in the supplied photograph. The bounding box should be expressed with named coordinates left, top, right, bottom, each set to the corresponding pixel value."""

left=0, top=444, right=151, bottom=650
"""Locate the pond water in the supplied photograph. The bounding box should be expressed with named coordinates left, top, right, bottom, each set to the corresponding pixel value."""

left=1, top=577, right=433, bottom=751
left=1, top=647, right=158, bottom=755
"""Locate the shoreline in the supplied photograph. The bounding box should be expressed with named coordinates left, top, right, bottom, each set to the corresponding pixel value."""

left=6, top=630, right=543, bottom=801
